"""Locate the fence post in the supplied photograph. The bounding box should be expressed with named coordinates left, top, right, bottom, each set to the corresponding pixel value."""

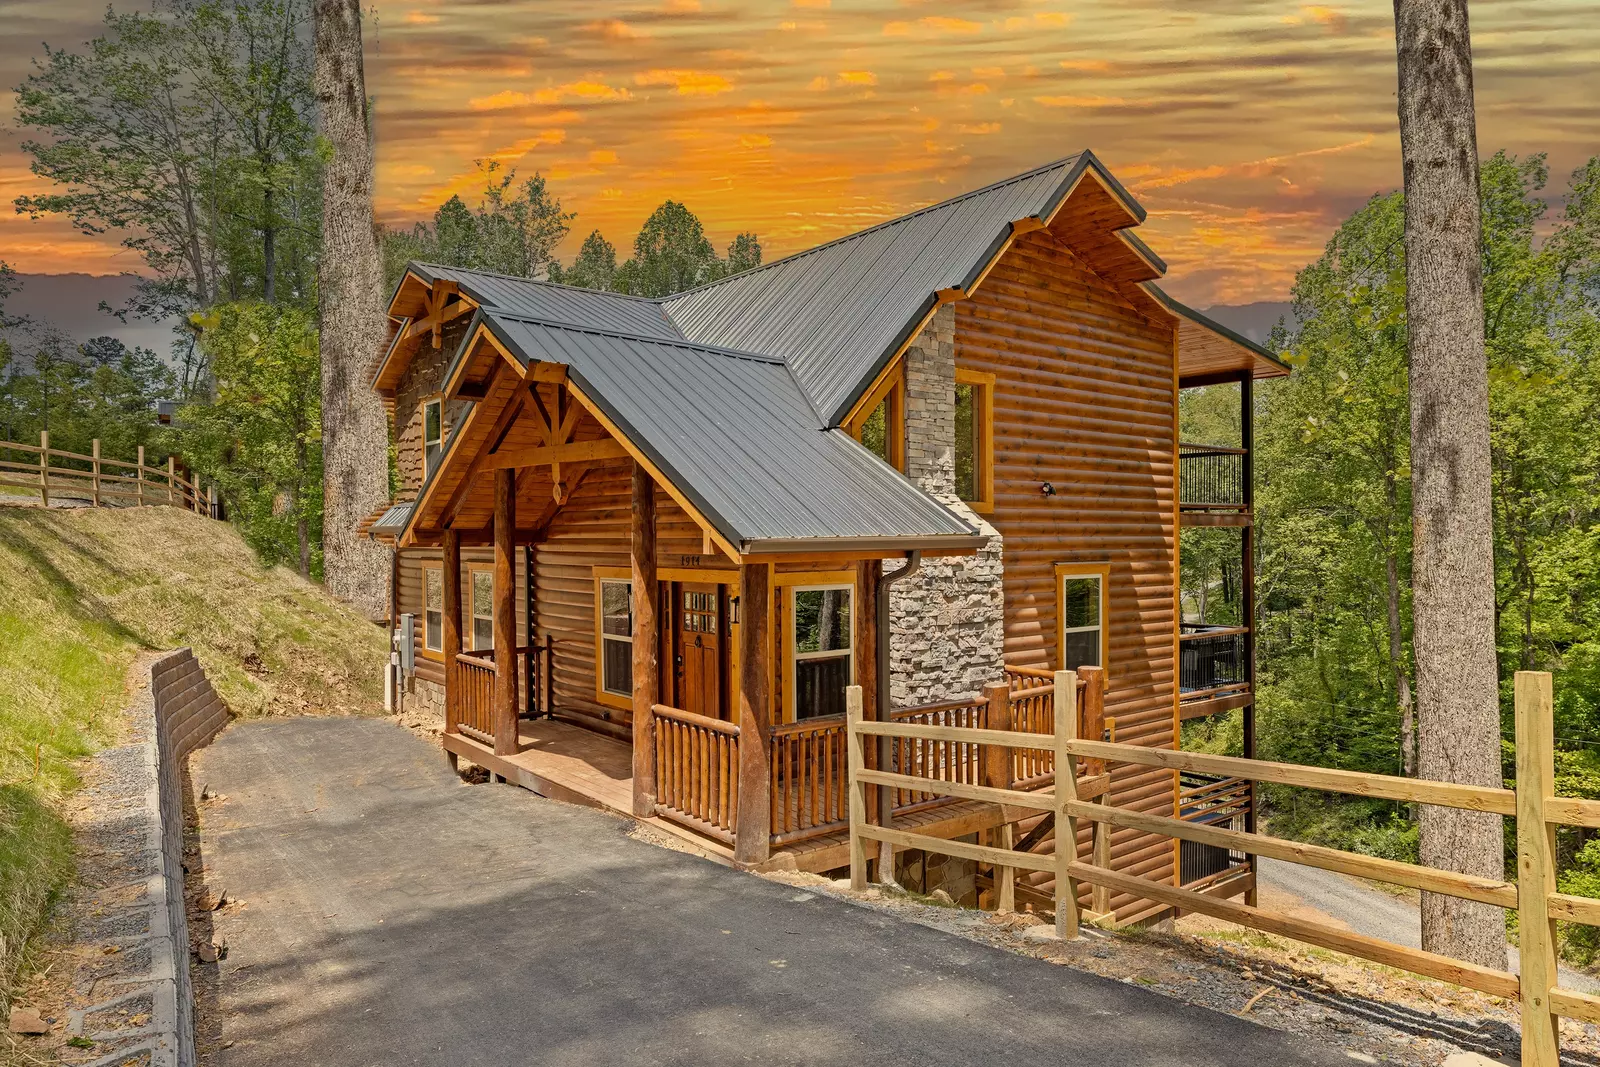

left=208, top=483, right=217, bottom=519
left=982, top=681, right=1016, bottom=912
left=39, top=430, right=49, bottom=508
left=136, top=445, right=146, bottom=506
left=166, top=455, right=177, bottom=505
left=1516, top=670, right=1560, bottom=1067
left=1054, top=669, right=1082, bottom=939
left=91, top=439, right=101, bottom=507
left=846, top=685, right=868, bottom=890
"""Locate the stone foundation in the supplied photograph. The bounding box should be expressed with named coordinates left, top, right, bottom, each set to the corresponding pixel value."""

left=888, top=302, right=1005, bottom=707
left=894, top=838, right=979, bottom=906
left=406, top=675, right=445, bottom=719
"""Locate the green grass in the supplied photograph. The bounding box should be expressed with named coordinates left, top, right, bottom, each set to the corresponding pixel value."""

left=0, top=504, right=390, bottom=1010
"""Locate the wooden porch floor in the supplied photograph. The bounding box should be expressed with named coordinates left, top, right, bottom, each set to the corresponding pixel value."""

left=439, top=718, right=1008, bottom=874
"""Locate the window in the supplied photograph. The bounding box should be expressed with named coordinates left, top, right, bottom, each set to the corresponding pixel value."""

left=422, top=397, right=443, bottom=477
left=469, top=567, right=494, bottom=651
left=1055, top=564, right=1108, bottom=674
left=598, top=578, right=633, bottom=699
left=422, top=562, right=444, bottom=655
left=954, top=368, right=994, bottom=512
left=847, top=363, right=905, bottom=471
left=790, top=585, right=853, bottom=720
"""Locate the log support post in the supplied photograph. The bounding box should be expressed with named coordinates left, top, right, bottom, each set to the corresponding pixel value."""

left=735, top=561, right=772, bottom=867
left=854, top=559, right=881, bottom=871
left=136, top=445, right=146, bottom=507
left=492, top=468, right=518, bottom=755
left=981, top=681, right=1015, bottom=912
left=442, top=526, right=462, bottom=739
left=39, top=430, right=49, bottom=508
left=1241, top=369, right=1259, bottom=906
left=167, top=455, right=177, bottom=505
left=630, top=463, right=659, bottom=816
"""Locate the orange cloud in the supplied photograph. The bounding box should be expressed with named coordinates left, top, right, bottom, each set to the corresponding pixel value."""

left=589, top=149, right=619, bottom=164
left=1282, top=5, right=1348, bottom=32
left=957, top=122, right=1001, bottom=135
left=583, top=18, right=642, bottom=40
left=661, top=0, right=700, bottom=10
left=791, top=0, right=829, bottom=7
left=837, top=70, right=877, bottom=86
left=885, top=16, right=983, bottom=36
left=1001, top=12, right=1071, bottom=30
left=403, top=11, right=439, bottom=24
left=1059, top=59, right=1113, bottom=73
left=532, top=81, right=632, bottom=104
left=740, top=134, right=774, bottom=148
left=806, top=75, right=830, bottom=91
left=1033, top=94, right=1126, bottom=108
left=635, top=70, right=734, bottom=95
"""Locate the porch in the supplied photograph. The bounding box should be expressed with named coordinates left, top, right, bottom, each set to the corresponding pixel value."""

left=442, top=661, right=1103, bottom=874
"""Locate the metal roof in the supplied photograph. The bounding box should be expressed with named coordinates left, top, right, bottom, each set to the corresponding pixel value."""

left=661, top=153, right=1113, bottom=424
left=408, top=263, right=684, bottom=341
left=369, top=500, right=415, bottom=533
left=477, top=309, right=983, bottom=553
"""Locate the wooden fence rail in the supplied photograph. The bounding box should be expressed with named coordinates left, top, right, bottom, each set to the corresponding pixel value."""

left=0, top=432, right=216, bottom=516
left=847, top=668, right=1597, bottom=1067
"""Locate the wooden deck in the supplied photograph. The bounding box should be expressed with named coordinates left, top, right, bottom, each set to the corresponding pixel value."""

left=440, top=718, right=1010, bottom=874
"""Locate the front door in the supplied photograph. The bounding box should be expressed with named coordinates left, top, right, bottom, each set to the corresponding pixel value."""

left=675, top=582, right=723, bottom=719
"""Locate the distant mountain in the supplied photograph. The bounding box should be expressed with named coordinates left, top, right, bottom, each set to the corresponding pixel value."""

left=1200, top=301, right=1297, bottom=346
left=2, top=273, right=179, bottom=357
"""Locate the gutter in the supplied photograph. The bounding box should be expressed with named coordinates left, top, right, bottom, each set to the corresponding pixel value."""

left=872, top=550, right=922, bottom=886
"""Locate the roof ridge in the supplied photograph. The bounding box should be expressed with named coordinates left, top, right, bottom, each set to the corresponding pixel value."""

left=413, top=262, right=666, bottom=305
left=660, top=153, right=1086, bottom=304
left=483, top=307, right=790, bottom=366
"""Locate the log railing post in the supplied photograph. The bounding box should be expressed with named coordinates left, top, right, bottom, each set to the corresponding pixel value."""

left=136, top=445, right=146, bottom=507
left=846, top=685, right=868, bottom=890
left=735, top=561, right=772, bottom=866
left=982, top=681, right=1015, bottom=912
left=166, top=455, right=177, bottom=505
left=630, top=462, right=660, bottom=816
left=492, top=468, right=518, bottom=756
left=91, top=439, right=101, bottom=508
left=39, top=430, right=49, bottom=508
left=1516, top=671, right=1559, bottom=1067
left=442, top=526, right=462, bottom=739
left=1054, top=669, right=1082, bottom=939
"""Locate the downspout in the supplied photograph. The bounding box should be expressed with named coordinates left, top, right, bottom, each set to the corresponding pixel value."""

left=873, top=550, right=922, bottom=885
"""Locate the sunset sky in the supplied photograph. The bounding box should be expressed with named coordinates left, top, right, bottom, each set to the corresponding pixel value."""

left=3, top=0, right=1598, bottom=305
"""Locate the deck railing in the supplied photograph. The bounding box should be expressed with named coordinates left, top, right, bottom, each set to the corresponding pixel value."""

left=454, top=653, right=496, bottom=743
left=1177, top=771, right=1253, bottom=886
left=886, top=699, right=988, bottom=813
left=0, top=433, right=214, bottom=515
left=1179, top=443, right=1247, bottom=509
left=771, top=716, right=849, bottom=845
left=1178, top=624, right=1249, bottom=697
left=653, top=704, right=740, bottom=845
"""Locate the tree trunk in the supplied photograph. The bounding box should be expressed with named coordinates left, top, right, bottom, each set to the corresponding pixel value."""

left=314, top=0, right=391, bottom=621
left=263, top=186, right=277, bottom=305
left=1394, top=0, right=1507, bottom=969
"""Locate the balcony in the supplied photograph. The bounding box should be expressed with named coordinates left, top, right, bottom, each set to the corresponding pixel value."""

left=1179, top=623, right=1251, bottom=718
left=1179, top=443, right=1249, bottom=526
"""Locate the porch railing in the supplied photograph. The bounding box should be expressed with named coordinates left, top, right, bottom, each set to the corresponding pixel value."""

left=887, top=698, right=988, bottom=814
left=653, top=704, right=740, bottom=845
left=1177, top=771, right=1254, bottom=886
left=1179, top=443, right=1247, bottom=509
left=771, top=717, right=849, bottom=845
left=1178, top=624, right=1250, bottom=697
left=455, top=653, right=496, bottom=744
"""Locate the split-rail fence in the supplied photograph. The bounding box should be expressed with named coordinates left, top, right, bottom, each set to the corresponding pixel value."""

left=0, top=432, right=214, bottom=515
left=847, top=669, right=1593, bottom=1067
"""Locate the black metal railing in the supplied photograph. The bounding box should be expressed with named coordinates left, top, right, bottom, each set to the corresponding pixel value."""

left=1177, top=771, right=1252, bottom=884
left=1178, top=623, right=1249, bottom=696
left=1179, top=443, right=1247, bottom=508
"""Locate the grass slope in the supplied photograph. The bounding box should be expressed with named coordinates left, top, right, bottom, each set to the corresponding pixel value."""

left=0, top=504, right=389, bottom=1009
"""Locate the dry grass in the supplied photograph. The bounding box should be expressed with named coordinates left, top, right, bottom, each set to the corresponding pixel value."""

left=0, top=503, right=390, bottom=1013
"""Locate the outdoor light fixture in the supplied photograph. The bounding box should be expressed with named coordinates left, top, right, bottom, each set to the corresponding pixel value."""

left=730, top=595, right=740, bottom=624
left=1041, top=482, right=1056, bottom=497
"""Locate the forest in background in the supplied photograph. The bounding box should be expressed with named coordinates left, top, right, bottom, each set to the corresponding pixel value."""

left=1180, top=150, right=1600, bottom=959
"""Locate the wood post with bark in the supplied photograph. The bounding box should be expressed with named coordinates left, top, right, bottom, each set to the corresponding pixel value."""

left=630, top=463, right=659, bottom=817
left=735, top=562, right=772, bottom=866
left=492, top=469, right=518, bottom=756
left=1393, top=0, right=1507, bottom=970
left=314, top=0, right=392, bottom=621
left=442, top=526, right=462, bottom=738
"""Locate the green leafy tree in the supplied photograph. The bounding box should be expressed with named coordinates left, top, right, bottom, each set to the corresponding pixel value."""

left=550, top=229, right=618, bottom=291
left=180, top=302, right=322, bottom=576
left=614, top=200, right=718, bottom=297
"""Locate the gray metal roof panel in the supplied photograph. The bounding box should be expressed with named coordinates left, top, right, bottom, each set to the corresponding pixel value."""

left=369, top=500, right=414, bottom=533
left=660, top=154, right=1091, bottom=423
left=479, top=310, right=981, bottom=550
left=409, top=262, right=684, bottom=340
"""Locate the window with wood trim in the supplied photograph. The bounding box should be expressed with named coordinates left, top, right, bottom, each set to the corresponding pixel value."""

left=846, top=363, right=905, bottom=471
left=422, top=397, right=443, bottom=478
left=597, top=578, right=633, bottom=699
left=468, top=566, right=494, bottom=651
left=1055, top=563, right=1109, bottom=675
left=421, top=562, right=444, bottom=655
left=789, top=584, right=853, bottom=720
left=954, top=367, right=994, bottom=512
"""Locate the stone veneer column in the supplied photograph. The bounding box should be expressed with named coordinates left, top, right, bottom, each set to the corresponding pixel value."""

left=888, top=303, right=1006, bottom=708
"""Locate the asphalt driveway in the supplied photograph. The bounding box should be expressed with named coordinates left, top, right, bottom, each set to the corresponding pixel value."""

left=191, top=718, right=1352, bottom=1067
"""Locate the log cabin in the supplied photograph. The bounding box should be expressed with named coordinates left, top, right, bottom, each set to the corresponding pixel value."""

left=361, top=151, right=1287, bottom=921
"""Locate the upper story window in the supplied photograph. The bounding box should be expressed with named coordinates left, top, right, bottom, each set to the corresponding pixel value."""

left=469, top=567, right=494, bottom=651
left=847, top=364, right=905, bottom=471
left=954, top=368, right=994, bottom=512
left=423, top=397, right=443, bottom=478
left=790, top=584, right=853, bottom=720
